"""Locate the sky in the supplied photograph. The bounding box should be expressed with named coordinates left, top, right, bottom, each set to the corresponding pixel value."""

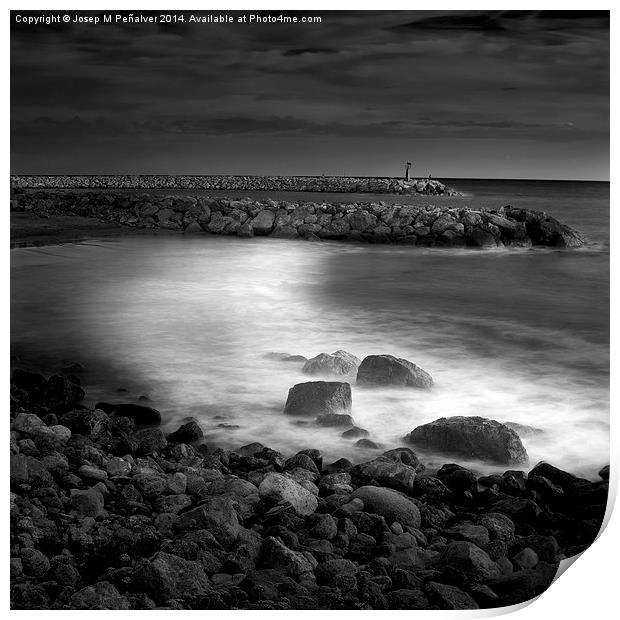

left=10, top=10, right=610, bottom=180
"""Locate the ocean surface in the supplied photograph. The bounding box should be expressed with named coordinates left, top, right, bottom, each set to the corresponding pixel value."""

left=11, top=179, right=610, bottom=478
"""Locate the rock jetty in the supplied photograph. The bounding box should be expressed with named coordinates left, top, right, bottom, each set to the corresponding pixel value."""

left=10, top=366, right=608, bottom=610
left=10, top=175, right=457, bottom=195
left=10, top=190, right=585, bottom=248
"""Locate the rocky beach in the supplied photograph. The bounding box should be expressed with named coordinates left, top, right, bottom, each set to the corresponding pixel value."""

left=10, top=353, right=609, bottom=610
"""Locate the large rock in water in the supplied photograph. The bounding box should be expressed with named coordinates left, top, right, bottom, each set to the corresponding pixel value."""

left=406, top=416, right=528, bottom=466
left=350, top=486, right=421, bottom=528
left=302, top=350, right=361, bottom=376
left=283, top=381, right=352, bottom=417
left=356, top=355, right=433, bottom=388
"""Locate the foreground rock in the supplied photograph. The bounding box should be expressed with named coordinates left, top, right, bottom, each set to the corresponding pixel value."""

left=283, top=381, right=352, bottom=417
left=356, top=355, right=433, bottom=389
left=10, top=366, right=607, bottom=610
left=406, top=416, right=528, bottom=466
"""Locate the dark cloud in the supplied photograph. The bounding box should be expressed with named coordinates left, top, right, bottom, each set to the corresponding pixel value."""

left=10, top=10, right=609, bottom=179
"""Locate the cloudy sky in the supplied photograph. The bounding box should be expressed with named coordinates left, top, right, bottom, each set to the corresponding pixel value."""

left=11, top=10, right=609, bottom=180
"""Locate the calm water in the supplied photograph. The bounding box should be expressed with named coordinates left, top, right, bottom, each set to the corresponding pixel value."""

left=11, top=180, right=609, bottom=478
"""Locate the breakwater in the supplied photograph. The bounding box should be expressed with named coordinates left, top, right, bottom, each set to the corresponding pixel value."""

left=10, top=175, right=457, bottom=195
left=11, top=189, right=585, bottom=248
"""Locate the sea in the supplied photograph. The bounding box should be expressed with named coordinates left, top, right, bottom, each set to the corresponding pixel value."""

left=10, top=178, right=610, bottom=479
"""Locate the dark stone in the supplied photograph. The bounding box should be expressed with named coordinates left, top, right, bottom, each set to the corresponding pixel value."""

left=316, top=413, right=355, bottom=427
left=167, top=419, right=204, bottom=443
left=350, top=456, right=417, bottom=494
left=302, top=350, right=361, bottom=376
left=426, top=582, right=479, bottom=609
left=355, top=438, right=380, bottom=449
left=283, top=381, right=352, bottom=417
left=340, top=426, right=368, bottom=439
left=95, top=402, right=162, bottom=426
left=350, top=485, right=421, bottom=528
left=407, top=416, right=528, bottom=465
left=356, top=354, right=433, bottom=388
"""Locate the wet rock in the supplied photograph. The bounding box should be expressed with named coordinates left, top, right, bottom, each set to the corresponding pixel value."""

left=46, top=374, right=85, bottom=409
left=71, top=581, right=131, bottom=609
left=78, top=464, right=108, bottom=481
left=316, top=558, right=357, bottom=585
left=439, top=541, right=501, bottom=582
left=132, top=552, right=211, bottom=603
left=10, top=454, right=53, bottom=488
left=302, top=350, right=361, bottom=376
left=528, top=461, right=577, bottom=490
left=167, top=419, right=203, bottom=443
left=95, top=402, right=161, bottom=426
left=20, top=547, right=50, bottom=576
left=355, top=438, right=380, bottom=449
left=261, top=537, right=314, bottom=578
left=350, top=456, right=417, bottom=494
left=513, top=547, right=539, bottom=570
left=250, top=210, right=276, bottom=235
left=132, top=428, right=167, bottom=456
left=106, top=456, right=132, bottom=477
left=350, top=486, right=421, bottom=528
left=70, top=487, right=106, bottom=518
left=284, top=381, right=352, bottom=417
left=175, top=497, right=240, bottom=546
left=407, top=416, right=528, bottom=465
left=258, top=473, right=318, bottom=516
left=441, top=521, right=490, bottom=547
left=427, top=582, right=479, bottom=609
left=357, top=354, right=433, bottom=388
left=599, top=465, right=610, bottom=481
left=284, top=453, right=320, bottom=475
left=504, top=421, right=543, bottom=437
left=316, top=413, right=355, bottom=427
left=342, top=426, right=369, bottom=439
left=476, top=513, right=516, bottom=542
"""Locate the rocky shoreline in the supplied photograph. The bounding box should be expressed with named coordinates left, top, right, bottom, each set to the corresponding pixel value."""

left=11, top=175, right=457, bottom=196
left=10, top=355, right=608, bottom=610
left=11, top=189, right=585, bottom=248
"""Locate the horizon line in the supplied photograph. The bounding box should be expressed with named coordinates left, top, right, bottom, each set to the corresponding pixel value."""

left=9, top=173, right=610, bottom=183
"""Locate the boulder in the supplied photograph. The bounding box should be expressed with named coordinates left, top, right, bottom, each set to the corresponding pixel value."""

left=350, top=456, right=417, bottom=494
left=260, top=537, right=314, bottom=577
left=70, top=488, right=106, bottom=518
left=95, top=402, right=161, bottom=426
left=302, top=350, right=361, bottom=376
left=71, top=581, right=130, bottom=610
left=315, top=558, right=357, bottom=585
left=350, top=486, right=421, bottom=528
left=167, top=419, right=204, bottom=443
left=250, top=210, right=275, bottom=235
left=258, top=472, right=318, bottom=516
left=283, top=381, right=352, bottom=417
left=356, top=355, right=433, bottom=388
left=342, top=426, right=369, bottom=439
left=406, top=416, right=528, bottom=465
left=132, top=552, right=211, bottom=603
left=174, top=496, right=240, bottom=546
left=132, top=428, right=167, bottom=456
left=316, top=413, right=355, bottom=427
left=427, top=582, right=479, bottom=610
left=439, top=541, right=501, bottom=582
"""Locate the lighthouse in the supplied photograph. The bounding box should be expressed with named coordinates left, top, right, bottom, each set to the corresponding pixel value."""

left=405, top=161, right=412, bottom=182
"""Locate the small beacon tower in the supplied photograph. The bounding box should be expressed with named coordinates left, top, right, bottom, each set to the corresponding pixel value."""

left=405, top=161, right=412, bottom=182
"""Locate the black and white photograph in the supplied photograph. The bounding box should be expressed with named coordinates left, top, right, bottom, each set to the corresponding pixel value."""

left=9, top=7, right=611, bottom=611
